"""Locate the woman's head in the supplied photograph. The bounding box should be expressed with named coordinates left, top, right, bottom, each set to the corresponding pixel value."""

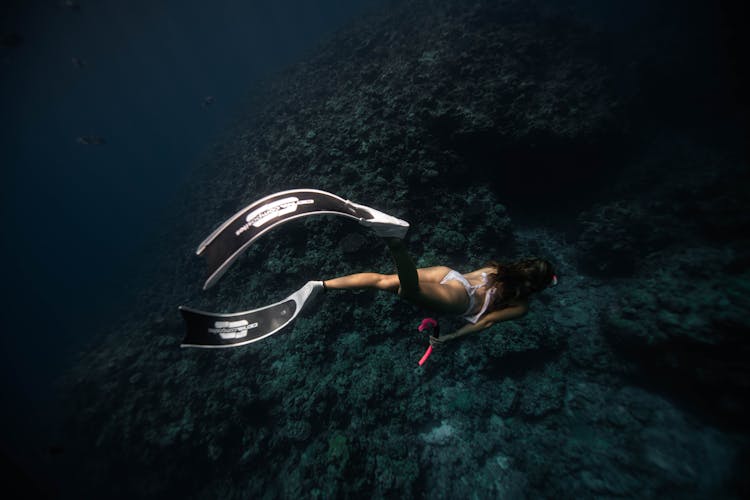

left=515, top=258, right=556, bottom=292
left=488, top=258, right=557, bottom=303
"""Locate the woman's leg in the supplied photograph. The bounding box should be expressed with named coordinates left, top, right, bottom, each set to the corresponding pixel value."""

left=323, top=239, right=467, bottom=314
left=323, top=272, right=398, bottom=292
left=384, top=238, right=468, bottom=314
left=322, top=238, right=418, bottom=293
left=384, top=237, right=419, bottom=295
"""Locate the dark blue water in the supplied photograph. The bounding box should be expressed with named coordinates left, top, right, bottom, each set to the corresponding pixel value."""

left=0, top=0, right=381, bottom=483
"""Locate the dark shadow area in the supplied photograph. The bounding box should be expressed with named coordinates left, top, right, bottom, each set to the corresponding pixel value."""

left=610, top=339, right=750, bottom=433
left=0, top=448, right=58, bottom=500
left=431, top=123, right=633, bottom=226
left=482, top=347, right=564, bottom=380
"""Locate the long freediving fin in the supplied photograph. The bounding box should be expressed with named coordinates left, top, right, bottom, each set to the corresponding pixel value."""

left=178, top=281, right=323, bottom=348
left=197, top=189, right=371, bottom=290
left=196, top=188, right=407, bottom=290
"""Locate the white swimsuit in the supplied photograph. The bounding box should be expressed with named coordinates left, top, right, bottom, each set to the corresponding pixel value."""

left=440, top=270, right=496, bottom=324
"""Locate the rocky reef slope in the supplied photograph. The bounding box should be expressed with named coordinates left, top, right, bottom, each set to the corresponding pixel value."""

left=59, top=1, right=748, bottom=498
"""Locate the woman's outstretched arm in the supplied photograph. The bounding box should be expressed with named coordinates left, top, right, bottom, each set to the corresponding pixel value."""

left=431, top=302, right=529, bottom=345
left=432, top=321, right=491, bottom=344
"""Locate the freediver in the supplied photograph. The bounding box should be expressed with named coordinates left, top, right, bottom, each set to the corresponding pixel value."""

left=322, top=217, right=557, bottom=347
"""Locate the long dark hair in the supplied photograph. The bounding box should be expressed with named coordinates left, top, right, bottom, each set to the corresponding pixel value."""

left=485, top=258, right=556, bottom=307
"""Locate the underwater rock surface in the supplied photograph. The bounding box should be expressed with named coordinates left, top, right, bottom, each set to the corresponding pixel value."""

left=60, top=1, right=748, bottom=498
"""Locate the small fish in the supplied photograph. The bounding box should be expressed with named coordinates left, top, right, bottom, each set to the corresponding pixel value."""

left=71, top=57, right=86, bottom=68
left=202, top=95, right=215, bottom=107
left=76, top=136, right=106, bottom=145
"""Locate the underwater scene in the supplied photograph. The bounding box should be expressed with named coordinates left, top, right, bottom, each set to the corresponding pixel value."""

left=1, top=0, right=748, bottom=498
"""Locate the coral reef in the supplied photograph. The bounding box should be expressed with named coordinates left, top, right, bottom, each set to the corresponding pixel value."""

left=58, top=1, right=748, bottom=498
left=603, top=246, right=750, bottom=423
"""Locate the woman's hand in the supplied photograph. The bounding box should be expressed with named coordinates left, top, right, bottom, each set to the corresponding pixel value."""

left=429, top=335, right=447, bottom=348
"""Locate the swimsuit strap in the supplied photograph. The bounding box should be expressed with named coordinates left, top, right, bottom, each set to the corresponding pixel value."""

left=466, top=272, right=488, bottom=293
left=463, top=285, right=495, bottom=324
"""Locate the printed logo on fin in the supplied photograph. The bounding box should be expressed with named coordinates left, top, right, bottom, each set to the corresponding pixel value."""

left=209, top=319, right=259, bottom=340
left=235, top=197, right=315, bottom=236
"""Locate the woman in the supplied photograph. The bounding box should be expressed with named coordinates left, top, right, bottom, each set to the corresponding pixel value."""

left=322, top=226, right=557, bottom=346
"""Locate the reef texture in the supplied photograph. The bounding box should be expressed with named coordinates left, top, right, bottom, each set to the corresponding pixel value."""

left=59, top=1, right=748, bottom=499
